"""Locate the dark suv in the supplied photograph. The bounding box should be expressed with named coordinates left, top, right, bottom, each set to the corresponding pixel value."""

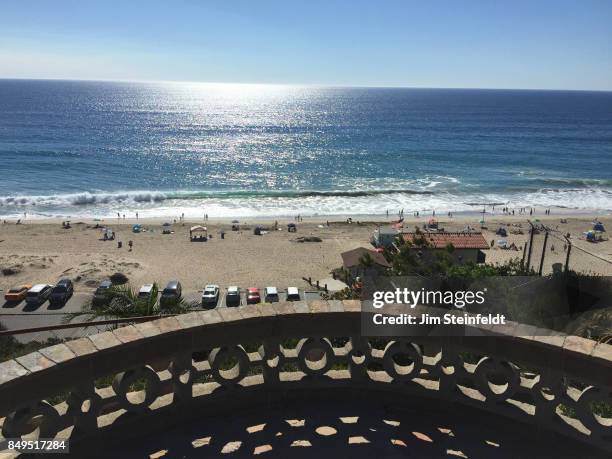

left=49, top=278, right=74, bottom=306
left=160, top=280, right=182, bottom=309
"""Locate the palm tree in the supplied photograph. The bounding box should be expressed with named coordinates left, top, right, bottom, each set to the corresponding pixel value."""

left=64, top=282, right=197, bottom=324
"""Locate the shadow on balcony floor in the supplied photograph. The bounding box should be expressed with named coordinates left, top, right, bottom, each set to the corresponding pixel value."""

left=103, top=398, right=606, bottom=458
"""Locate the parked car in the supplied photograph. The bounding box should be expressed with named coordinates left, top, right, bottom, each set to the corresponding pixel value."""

left=202, top=284, right=220, bottom=308
left=25, top=284, right=52, bottom=306
left=287, top=287, right=300, bottom=301
left=264, top=286, right=279, bottom=303
left=138, top=284, right=155, bottom=300
left=160, top=280, right=182, bottom=309
left=4, top=283, right=32, bottom=302
left=226, top=286, right=241, bottom=307
left=92, top=280, right=113, bottom=308
left=49, top=278, right=74, bottom=306
left=246, top=287, right=261, bottom=304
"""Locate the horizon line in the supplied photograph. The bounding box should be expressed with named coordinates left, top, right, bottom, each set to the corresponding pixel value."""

left=1, top=76, right=611, bottom=93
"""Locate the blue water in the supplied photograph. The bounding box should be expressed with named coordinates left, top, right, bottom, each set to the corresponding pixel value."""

left=0, top=79, right=611, bottom=219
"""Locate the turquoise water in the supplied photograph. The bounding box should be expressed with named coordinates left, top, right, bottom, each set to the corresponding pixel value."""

left=0, top=80, right=611, bottom=218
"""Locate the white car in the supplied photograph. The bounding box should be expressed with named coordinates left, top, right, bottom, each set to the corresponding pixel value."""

left=138, top=284, right=155, bottom=299
left=287, top=287, right=300, bottom=301
left=202, top=284, right=220, bottom=308
left=26, top=284, right=53, bottom=306
left=264, top=286, right=279, bottom=303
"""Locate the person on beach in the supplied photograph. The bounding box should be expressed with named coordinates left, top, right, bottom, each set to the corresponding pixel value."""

left=136, top=212, right=139, bottom=220
left=128, top=240, right=133, bottom=251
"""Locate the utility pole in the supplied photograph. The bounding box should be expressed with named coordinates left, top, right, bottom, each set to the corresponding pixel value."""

left=564, top=235, right=572, bottom=273
left=538, top=230, right=549, bottom=276
left=526, top=221, right=535, bottom=272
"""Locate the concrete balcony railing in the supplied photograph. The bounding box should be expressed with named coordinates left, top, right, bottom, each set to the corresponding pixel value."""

left=0, top=300, right=610, bottom=455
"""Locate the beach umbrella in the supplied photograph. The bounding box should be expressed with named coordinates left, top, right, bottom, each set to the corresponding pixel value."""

left=232, top=220, right=239, bottom=223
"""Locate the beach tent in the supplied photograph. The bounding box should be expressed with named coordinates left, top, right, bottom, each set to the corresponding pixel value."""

left=497, top=239, right=508, bottom=248
left=584, top=230, right=596, bottom=242
left=132, top=224, right=142, bottom=233
left=190, top=225, right=208, bottom=241
left=162, top=222, right=171, bottom=227
left=593, top=222, right=606, bottom=232
left=287, top=223, right=297, bottom=232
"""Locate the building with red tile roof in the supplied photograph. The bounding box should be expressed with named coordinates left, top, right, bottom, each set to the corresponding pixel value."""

left=401, top=232, right=489, bottom=250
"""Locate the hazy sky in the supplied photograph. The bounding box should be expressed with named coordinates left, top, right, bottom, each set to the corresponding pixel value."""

left=1, top=0, right=611, bottom=90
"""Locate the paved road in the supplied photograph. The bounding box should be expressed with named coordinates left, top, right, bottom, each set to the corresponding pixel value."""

left=0, top=292, right=104, bottom=343
left=0, top=288, right=323, bottom=344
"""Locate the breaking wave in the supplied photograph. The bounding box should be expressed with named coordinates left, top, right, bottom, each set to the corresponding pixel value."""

left=0, top=185, right=611, bottom=220
left=0, top=188, right=437, bottom=209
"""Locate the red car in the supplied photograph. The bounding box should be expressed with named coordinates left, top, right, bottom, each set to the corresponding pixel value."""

left=246, top=287, right=260, bottom=304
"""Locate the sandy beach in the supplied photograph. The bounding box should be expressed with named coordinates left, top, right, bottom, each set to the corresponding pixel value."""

left=0, top=213, right=610, bottom=295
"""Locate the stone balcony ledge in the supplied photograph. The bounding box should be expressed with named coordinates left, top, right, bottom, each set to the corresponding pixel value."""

left=0, top=300, right=610, bottom=456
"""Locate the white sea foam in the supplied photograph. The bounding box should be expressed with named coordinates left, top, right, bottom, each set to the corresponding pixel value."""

left=0, top=187, right=610, bottom=220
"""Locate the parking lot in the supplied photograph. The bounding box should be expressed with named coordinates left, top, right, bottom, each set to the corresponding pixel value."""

left=1, top=287, right=323, bottom=343
left=186, top=287, right=323, bottom=308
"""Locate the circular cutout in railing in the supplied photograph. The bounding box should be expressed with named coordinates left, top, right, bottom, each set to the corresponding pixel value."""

left=297, top=338, right=334, bottom=376
left=112, top=366, right=161, bottom=413
left=382, top=341, right=423, bottom=381
left=2, top=401, right=61, bottom=440
left=473, top=358, right=519, bottom=402
left=209, top=345, right=250, bottom=386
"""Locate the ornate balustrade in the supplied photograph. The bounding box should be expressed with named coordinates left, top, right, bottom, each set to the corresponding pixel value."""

left=0, top=300, right=610, bottom=455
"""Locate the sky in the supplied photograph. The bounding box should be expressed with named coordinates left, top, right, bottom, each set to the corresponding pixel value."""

left=0, top=0, right=611, bottom=90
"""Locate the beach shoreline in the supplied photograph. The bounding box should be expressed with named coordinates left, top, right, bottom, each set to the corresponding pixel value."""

left=1, top=213, right=610, bottom=296
left=4, top=208, right=611, bottom=226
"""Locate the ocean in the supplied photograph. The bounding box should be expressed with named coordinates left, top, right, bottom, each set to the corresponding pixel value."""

left=0, top=79, right=611, bottom=219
